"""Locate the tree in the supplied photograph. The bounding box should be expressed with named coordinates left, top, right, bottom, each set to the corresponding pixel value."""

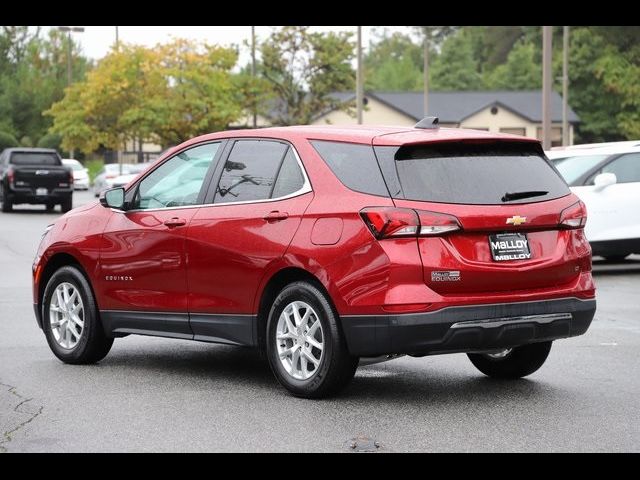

left=364, top=30, right=422, bottom=91
left=0, top=28, right=89, bottom=146
left=430, top=30, right=482, bottom=90
left=485, top=41, right=541, bottom=90
left=259, top=26, right=355, bottom=125
left=47, top=39, right=252, bottom=152
left=566, top=28, right=627, bottom=143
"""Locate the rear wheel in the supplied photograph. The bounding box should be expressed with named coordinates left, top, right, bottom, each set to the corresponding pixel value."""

left=266, top=281, right=358, bottom=398
left=1, top=187, right=12, bottom=213
left=467, top=341, right=552, bottom=379
left=45, top=202, right=55, bottom=212
left=42, top=265, right=113, bottom=364
left=61, top=196, right=73, bottom=213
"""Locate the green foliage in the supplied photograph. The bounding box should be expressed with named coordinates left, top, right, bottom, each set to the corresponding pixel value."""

left=84, top=159, right=104, bottom=182
left=19, top=135, right=33, bottom=147
left=430, top=30, right=482, bottom=90
left=364, top=30, right=423, bottom=91
left=259, top=26, right=355, bottom=125
left=0, top=28, right=90, bottom=147
left=0, top=130, right=19, bottom=150
left=485, top=41, right=541, bottom=90
left=36, top=132, right=62, bottom=150
left=47, top=39, right=250, bottom=152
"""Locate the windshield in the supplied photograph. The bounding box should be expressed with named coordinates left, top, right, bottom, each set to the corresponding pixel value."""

left=64, top=160, right=84, bottom=171
left=10, top=152, right=60, bottom=166
left=555, top=154, right=609, bottom=185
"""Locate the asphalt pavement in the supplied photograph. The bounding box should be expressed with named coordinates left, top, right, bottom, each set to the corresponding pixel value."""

left=1, top=191, right=639, bottom=452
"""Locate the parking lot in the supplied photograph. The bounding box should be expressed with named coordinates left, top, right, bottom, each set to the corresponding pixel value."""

left=1, top=190, right=639, bottom=452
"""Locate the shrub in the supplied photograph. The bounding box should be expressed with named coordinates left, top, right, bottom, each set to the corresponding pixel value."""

left=37, top=133, right=62, bottom=150
left=0, top=131, right=19, bottom=151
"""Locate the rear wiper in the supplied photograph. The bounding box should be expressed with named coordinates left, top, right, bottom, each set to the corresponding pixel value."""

left=501, top=190, right=548, bottom=202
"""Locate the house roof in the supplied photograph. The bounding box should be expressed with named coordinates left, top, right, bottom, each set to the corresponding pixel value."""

left=328, top=90, right=580, bottom=124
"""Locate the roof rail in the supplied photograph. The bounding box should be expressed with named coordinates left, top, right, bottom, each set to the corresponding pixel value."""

left=414, top=116, right=439, bottom=129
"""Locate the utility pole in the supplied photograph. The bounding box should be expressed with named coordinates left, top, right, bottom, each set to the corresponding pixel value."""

left=356, top=26, right=363, bottom=125
left=562, top=26, right=570, bottom=146
left=542, top=26, right=553, bottom=150
left=115, top=26, right=119, bottom=48
left=423, top=28, right=429, bottom=116
left=58, top=26, right=84, bottom=159
left=251, top=26, right=257, bottom=128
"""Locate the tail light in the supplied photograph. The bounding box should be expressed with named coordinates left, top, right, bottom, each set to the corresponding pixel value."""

left=68, top=170, right=74, bottom=184
left=106, top=174, right=117, bottom=179
left=559, top=200, right=587, bottom=229
left=7, top=167, right=15, bottom=185
left=360, top=207, right=460, bottom=240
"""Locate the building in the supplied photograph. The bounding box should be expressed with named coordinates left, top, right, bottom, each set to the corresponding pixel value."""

left=311, top=91, right=579, bottom=146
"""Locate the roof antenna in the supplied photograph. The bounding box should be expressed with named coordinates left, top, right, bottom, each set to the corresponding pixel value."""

left=415, top=116, right=439, bottom=129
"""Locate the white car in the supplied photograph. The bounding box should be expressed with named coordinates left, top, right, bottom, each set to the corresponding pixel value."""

left=547, top=144, right=640, bottom=260
left=110, top=163, right=152, bottom=189
left=62, top=159, right=90, bottom=190
left=92, top=163, right=136, bottom=197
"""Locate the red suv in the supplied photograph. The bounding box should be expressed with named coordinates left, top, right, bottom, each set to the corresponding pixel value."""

left=33, top=122, right=596, bottom=398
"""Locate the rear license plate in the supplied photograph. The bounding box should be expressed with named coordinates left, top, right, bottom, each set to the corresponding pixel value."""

left=489, top=233, right=532, bottom=262
left=36, top=188, right=48, bottom=196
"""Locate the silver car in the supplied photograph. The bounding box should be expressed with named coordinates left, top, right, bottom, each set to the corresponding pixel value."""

left=92, top=163, right=137, bottom=197
left=62, top=159, right=90, bottom=190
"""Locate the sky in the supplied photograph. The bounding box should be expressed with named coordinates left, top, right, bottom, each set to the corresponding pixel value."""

left=43, top=26, right=409, bottom=63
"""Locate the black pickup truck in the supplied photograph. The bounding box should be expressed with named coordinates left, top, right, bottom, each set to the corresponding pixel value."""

left=0, top=148, right=74, bottom=213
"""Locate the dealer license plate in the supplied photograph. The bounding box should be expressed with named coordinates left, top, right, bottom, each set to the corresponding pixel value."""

left=36, top=188, right=48, bottom=196
left=489, top=233, right=532, bottom=262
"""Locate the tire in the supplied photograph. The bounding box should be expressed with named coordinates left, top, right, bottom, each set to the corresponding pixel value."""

left=1, top=187, right=12, bottom=213
left=603, top=254, right=629, bottom=262
left=467, top=341, right=552, bottom=379
left=61, top=196, right=73, bottom=213
left=42, top=265, right=113, bottom=364
left=45, top=202, right=55, bottom=212
left=266, top=281, right=358, bottom=398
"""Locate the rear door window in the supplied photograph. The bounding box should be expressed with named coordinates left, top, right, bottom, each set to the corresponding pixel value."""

left=376, top=142, right=570, bottom=205
left=214, top=140, right=288, bottom=203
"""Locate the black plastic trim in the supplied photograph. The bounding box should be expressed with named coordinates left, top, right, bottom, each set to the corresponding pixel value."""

left=99, top=309, right=256, bottom=346
left=340, top=297, right=596, bottom=356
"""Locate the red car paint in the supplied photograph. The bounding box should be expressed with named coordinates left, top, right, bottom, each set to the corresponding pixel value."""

left=33, top=125, right=595, bottom=354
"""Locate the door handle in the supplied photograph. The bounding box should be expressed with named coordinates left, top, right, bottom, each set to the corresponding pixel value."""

left=263, top=211, right=289, bottom=222
left=164, top=217, right=187, bottom=228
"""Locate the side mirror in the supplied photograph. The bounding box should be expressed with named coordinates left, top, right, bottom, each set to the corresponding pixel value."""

left=593, top=172, right=617, bottom=191
left=100, top=187, right=125, bottom=209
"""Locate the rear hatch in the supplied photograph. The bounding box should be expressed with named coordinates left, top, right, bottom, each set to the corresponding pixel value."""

left=10, top=151, right=70, bottom=192
left=373, top=140, right=588, bottom=295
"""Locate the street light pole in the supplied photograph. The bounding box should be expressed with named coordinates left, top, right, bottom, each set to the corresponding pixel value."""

left=423, top=28, right=429, bottom=116
left=356, top=26, right=363, bottom=125
left=542, top=26, right=553, bottom=150
left=58, top=26, right=84, bottom=159
left=562, top=26, right=570, bottom=147
left=251, top=26, right=257, bottom=128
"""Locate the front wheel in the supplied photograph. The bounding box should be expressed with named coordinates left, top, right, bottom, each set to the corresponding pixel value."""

left=1, top=188, right=12, bottom=213
left=42, top=265, right=113, bottom=364
left=467, top=341, right=552, bottom=379
left=266, top=281, right=358, bottom=398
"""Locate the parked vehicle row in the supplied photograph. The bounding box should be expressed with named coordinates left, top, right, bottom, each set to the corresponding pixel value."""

left=546, top=143, right=640, bottom=260
left=33, top=123, right=596, bottom=398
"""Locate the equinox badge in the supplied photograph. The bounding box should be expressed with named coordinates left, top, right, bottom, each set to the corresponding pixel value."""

left=506, top=215, right=527, bottom=226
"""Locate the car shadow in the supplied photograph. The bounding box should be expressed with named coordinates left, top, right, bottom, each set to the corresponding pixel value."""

left=97, top=342, right=558, bottom=404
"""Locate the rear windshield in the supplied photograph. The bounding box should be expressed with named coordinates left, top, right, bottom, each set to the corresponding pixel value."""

left=376, top=142, right=570, bottom=205
left=10, top=152, right=60, bottom=166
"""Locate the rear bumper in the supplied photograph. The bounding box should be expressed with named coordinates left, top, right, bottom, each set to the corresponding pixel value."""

left=341, top=297, right=596, bottom=356
left=7, top=188, right=72, bottom=204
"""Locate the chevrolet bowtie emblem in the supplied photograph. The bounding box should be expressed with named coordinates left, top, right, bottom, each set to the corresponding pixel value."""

left=506, top=215, right=527, bottom=226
